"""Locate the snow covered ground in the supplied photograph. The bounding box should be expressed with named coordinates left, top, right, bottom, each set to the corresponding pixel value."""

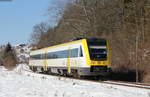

left=0, top=64, right=150, bottom=97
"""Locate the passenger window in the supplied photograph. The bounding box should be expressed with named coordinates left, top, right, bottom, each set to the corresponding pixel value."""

left=70, top=48, right=78, bottom=57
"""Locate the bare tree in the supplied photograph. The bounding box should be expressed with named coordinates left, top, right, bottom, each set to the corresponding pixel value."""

left=30, top=22, right=49, bottom=45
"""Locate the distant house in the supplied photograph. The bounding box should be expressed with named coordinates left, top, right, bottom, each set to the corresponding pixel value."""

left=19, top=44, right=26, bottom=47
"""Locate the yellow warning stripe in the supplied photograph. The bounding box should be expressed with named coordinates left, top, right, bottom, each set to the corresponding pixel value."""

left=44, top=49, right=48, bottom=71
left=67, top=47, right=71, bottom=74
left=82, top=39, right=91, bottom=66
left=107, top=40, right=111, bottom=65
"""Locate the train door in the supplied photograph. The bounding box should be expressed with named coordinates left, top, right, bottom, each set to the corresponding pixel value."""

left=67, top=46, right=82, bottom=75
left=43, top=51, right=48, bottom=71
left=77, top=46, right=83, bottom=67
left=67, top=47, right=71, bottom=74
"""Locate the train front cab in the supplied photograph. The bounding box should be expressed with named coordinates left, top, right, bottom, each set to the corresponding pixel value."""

left=78, top=38, right=111, bottom=76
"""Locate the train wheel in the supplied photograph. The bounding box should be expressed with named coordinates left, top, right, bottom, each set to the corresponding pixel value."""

left=29, top=66, right=33, bottom=71
left=62, top=70, right=67, bottom=76
left=33, top=67, right=37, bottom=72
left=47, top=68, right=52, bottom=74
left=72, top=70, right=81, bottom=78
left=97, top=75, right=107, bottom=81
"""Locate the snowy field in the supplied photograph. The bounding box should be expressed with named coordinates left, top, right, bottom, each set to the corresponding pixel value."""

left=0, top=64, right=150, bottom=97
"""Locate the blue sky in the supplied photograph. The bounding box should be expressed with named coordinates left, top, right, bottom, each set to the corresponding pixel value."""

left=0, top=0, right=61, bottom=45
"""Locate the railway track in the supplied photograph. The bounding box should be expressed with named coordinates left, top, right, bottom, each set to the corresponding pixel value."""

left=73, top=78, right=150, bottom=90
left=24, top=70, right=150, bottom=90
left=102, top=80, right=150, bottom=90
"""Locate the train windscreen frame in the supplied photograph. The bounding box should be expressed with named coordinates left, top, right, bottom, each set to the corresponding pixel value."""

left=87, top=38, right=107, bottom=61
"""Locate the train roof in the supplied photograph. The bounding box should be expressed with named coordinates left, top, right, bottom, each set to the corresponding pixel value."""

left=30, top=37, right=106, bottom=54
left=30, top=39, right=85, bottom=54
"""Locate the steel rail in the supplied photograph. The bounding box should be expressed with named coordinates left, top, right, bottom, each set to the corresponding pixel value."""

left=25, top=71, right=150, bottom=90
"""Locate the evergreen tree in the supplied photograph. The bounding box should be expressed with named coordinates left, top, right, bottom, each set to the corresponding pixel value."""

left=2, top=43, right=18, bottom=67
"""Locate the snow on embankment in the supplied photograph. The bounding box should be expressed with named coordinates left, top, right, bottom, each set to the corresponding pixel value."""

left=0, top=64, right=150, bottom=97
left=14, top=64, right=32, bottom=73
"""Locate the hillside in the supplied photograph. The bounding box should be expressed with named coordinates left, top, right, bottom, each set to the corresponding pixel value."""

left=30, top=0, right=150, bottom=83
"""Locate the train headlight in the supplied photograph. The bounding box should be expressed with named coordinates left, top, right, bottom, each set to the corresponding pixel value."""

left=108, top=65, right=111, bottom=68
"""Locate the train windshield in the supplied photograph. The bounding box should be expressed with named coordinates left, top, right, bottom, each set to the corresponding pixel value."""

left=87, top=38, right=107, bottom=61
